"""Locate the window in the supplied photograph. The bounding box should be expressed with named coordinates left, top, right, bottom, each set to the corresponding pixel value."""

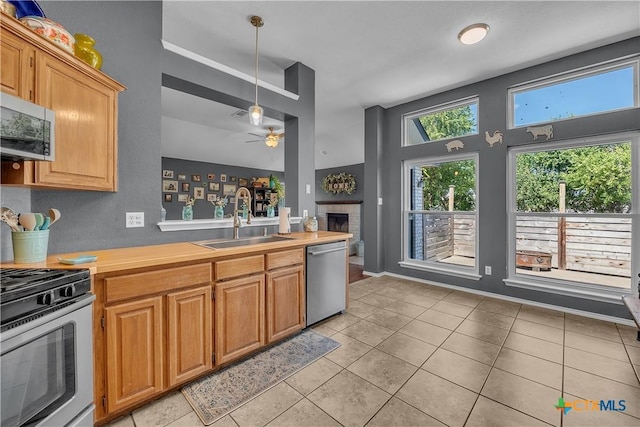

left=506, top=133, right=639, bottom=301
left=509, top=59, right=638, bottom=128
left=403, top=97, right=478, bottom=146
left=401, top=154, right=479, bottom=279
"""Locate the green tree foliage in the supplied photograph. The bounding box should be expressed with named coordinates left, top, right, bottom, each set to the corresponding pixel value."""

left=421, top=160, right=476, bottom=211
left=418, top=105, right=476, bottom=140
left=516, top=143, right=631, bottom=213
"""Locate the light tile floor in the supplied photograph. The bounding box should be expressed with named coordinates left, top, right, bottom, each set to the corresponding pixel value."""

left=108, top=276, right=640, bottom=427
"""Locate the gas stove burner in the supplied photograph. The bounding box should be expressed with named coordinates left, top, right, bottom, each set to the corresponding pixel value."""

left=1, top=267, right=92, bottom=329
left=1, top=268, right=67, bottom=291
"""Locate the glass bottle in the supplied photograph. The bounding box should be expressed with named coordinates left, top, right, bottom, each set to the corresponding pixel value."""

left=182, top=205, right=193, bottom=221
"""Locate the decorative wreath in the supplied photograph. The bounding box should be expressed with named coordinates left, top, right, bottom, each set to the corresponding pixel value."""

left=322, top=172, right=357, bottom=195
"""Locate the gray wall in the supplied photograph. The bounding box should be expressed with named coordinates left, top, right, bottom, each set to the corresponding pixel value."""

left=162, top=157, right=283, bottom=220
left=365, top=37, right=640, bottom=319
left=0, top=1, right=314, bottom=260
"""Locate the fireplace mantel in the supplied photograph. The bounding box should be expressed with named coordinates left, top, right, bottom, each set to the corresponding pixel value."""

left=315, top=201, right=363, bottom=205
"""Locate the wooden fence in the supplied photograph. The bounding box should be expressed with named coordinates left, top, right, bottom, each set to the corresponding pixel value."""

left=517, top=216, right=631, bottom=277
left=420, top=214, right=630, bottom=277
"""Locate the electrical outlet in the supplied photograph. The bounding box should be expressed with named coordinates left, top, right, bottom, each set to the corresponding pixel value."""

left=485, top=265, right=492, bottom=275
left=378, top=197, right=383, bottom=205
left=126, top=212, right=144, bottom=228
left=303, top=209, right=308, bottom=218
left=305, top=184, right=311, bottom=194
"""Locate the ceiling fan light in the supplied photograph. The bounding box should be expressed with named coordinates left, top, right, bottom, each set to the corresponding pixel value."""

left=248, top=104, right=263, bottom=126
left=458, top=23, right=489, bottom=45
left=265, top=134, right=278, bottom=148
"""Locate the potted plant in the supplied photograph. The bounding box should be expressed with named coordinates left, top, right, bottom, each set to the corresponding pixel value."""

left=210, top=197, right=227, bottom=219
left=182, top=197, right=195, bottom=221
left=269, top=174, right=285, bottom=207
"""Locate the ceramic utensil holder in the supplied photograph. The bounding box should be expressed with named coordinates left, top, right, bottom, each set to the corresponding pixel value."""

left=12, top=230, right=49, bottom=263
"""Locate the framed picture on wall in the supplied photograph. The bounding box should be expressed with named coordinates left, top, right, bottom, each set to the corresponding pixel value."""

left=162, top=180, right=178, bottom=192
left=181, top=182, right=190, bottom=192
left=207, top=194, right=218, bottom=202
left=162, top=170, right=174, bottom=178
left=164, top=194, right=173, bottom=202
left=178, top=194, right=188, bottom=202
left=209, top=182, right=220, bottom=192
left=239, top=178, right=248, bottom=187
left=230, top=176, right=237, bottom=183
left=177, top=174, right=186, bottom=181
left=194, top=187, right=205, bottom=199
left=220, top=174, right=227, bottom=182
left=207, top=173, right=216, bottom=180
left=191, top=174, right=201, bottom=182
left=223, top=184, right=236, bottom=196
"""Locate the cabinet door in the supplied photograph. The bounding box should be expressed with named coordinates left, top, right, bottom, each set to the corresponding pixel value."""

left=34, top=52, right=118, bottom=190
left=105, top=296, right=163, bottom=413
left=0, top=27, right=34, bottom=100
left=266, top=265, right=305, bottom=343
left=215, top=275, right=265, bottom=365
left=167, top=286, right=212, bottom=387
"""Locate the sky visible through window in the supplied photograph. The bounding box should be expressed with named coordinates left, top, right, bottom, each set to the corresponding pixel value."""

left=513, top=66, right=635, bottom=127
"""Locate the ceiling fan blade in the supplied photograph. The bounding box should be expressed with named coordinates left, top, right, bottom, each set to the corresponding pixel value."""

left=247, top=132, right=264, bottom=138
left=244, top=139, right=263, bottom=143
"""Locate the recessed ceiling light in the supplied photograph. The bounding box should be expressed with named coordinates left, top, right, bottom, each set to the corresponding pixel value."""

left=458, top=23, right=490, bottom=45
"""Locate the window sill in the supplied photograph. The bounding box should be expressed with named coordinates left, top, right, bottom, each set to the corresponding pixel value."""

left=504, top=276, right=631, bottom=304
left=399, top=260, right=482, bottom=281
left=157, top=216, right=302, bottom=232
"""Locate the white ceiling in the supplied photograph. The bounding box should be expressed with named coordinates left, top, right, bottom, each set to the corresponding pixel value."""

left=161, top=1, right=640, bottom=171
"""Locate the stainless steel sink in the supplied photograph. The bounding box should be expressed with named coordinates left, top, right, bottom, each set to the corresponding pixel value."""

left=192, top=235, right=293, bottom=249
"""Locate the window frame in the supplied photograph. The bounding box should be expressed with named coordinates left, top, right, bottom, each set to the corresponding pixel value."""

left=400, top=152, right=481, bottom=280
left=507, top=57, right=640, bottom=129
left=505, top=132, right=640, bottom=303
left=402, top=96, right=480, bottom=146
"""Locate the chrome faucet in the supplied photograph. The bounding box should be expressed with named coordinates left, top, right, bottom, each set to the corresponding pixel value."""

left=233, top=186, right=252, bottom=239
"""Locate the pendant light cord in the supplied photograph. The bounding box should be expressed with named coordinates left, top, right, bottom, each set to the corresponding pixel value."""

left=254, top=23, right=259, bottom=106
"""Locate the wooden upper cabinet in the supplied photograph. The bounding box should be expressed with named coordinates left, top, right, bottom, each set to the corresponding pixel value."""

left=0, top=15, right=125, bottom=191
left=0, top=25, right=34, bottom=100
left=167, top=285, right=212, bottom=387
left=105, top=296, right=163, bottom=413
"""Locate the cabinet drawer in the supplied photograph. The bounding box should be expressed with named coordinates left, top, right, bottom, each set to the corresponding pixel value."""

left=266, top=249, right=304, bottom=270
left=215, top=255, right=264, bottom=281
left=105, top=263, right=211, bottom=302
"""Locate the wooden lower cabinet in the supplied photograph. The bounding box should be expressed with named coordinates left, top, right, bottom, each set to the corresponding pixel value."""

left=266, top=265, right=305, bottom=343
left=167, top=286, right=212, bottom=387
left=215, top=275, right=266, bottom=365
left=105, top=296, right=163, bottom=414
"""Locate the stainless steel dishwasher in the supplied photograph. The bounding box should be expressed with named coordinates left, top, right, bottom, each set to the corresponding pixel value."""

left=306, top=241, right=347, bottom=326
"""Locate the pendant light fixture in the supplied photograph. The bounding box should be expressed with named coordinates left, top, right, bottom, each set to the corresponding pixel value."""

left=248, top=15, right=264, bottom=126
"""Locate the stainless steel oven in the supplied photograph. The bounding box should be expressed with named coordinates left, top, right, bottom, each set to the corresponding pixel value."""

left=0, top=269, right=95, bottom=427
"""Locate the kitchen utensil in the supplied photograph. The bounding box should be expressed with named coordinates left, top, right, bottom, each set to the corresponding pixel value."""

left=34, top=213, right=45, bottom=230
left=19, top=213, right=37, bottom=231
left=48, top=208, right=61, bottom=227
left=1, top=207, right=21, bottom=232
left=40, top=216, right=51, bottom=230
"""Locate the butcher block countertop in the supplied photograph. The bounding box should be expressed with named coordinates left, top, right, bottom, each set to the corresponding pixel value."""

left=1, top=231, right=352, bottom=275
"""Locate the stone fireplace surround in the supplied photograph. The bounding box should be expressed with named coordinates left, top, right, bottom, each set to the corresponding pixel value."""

left=316, top=201, right=362, bottom=255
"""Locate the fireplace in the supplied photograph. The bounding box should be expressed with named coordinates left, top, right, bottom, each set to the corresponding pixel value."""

left=316, top=201, right=362, bottom=255
left=327, top=213, right=349, bottom=233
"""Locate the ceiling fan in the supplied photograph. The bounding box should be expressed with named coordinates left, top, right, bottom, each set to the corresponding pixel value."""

left=245, top=127, right=285, bottom=148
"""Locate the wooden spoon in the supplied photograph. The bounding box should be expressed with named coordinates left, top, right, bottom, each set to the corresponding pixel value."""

left=19, top=213, right=37, bottom=231
left=48, top=208, right=61, bottom=227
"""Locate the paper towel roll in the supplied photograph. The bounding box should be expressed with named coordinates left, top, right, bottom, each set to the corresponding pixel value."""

left=279, top=207, right=291, bottom=234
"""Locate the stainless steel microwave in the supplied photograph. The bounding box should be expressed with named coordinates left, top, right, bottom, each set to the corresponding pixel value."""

left=0, top=92, right=55, bottom=161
